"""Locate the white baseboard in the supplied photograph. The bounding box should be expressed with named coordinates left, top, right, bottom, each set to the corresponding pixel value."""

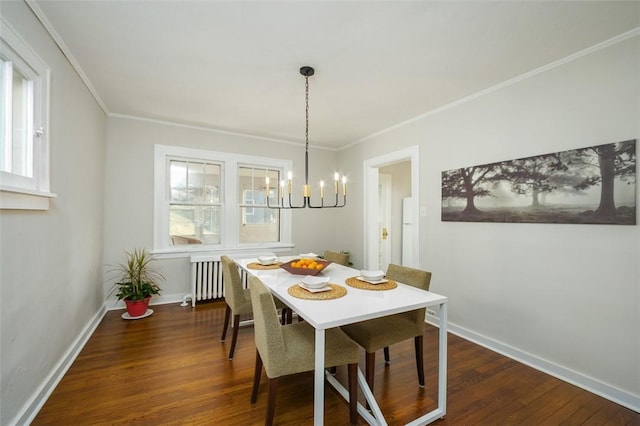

left=12, top=305, right=106, bottom=426
left=425, top=313, right=639, bottom=413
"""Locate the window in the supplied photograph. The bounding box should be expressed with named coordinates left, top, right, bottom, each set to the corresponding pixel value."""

left=169, top=159, right=222, bottom=245
left=0, top=18, right=54, bottom=210
left=238, top=166, right=280, bottom=243
left=154, top=145, right=292, bottom=256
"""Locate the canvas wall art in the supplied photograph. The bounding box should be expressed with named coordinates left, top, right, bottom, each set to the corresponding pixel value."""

left=441, top=139, right=636, bottom=225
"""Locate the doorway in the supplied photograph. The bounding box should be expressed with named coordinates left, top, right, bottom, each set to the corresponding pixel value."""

left=363, top=146, right=420, bottom=270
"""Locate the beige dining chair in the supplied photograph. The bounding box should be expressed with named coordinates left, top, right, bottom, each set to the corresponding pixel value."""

left=220, top=256, right=290, bottom=359
left=248, top=276, right=360, bottom=426
left=323, top=250, right=350, bottom=266
left=341, top=264, right=432, bottom=393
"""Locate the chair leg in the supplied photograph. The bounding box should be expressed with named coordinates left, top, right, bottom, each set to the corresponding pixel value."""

left=220, top=305, right=231, bottom=341
left=365, top=351, right=375, bottom=410
left=266, top=377, right=279, bottom=426
left=251, top=350, right=263, bottom=404
left=228, top=314, right=240, bottom=359
left=414, top=335, right=425, bottom=387
left=383, top=346, right=390, bottom=364
left=280, top=308, right=293, bottom=325
left=365, top=351, right=376, bottom=392
left=348, top=363, right=358, bottom=425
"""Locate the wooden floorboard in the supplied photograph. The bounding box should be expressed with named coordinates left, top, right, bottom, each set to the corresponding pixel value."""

left=33, top=301, right=639, bottom=425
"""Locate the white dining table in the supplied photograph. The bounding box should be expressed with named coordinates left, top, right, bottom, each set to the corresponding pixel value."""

left=238, top=257, right=448, bottom=426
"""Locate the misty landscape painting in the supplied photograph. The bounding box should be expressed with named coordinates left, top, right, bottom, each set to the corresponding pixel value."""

left=441, top=140, right=636, bottom=225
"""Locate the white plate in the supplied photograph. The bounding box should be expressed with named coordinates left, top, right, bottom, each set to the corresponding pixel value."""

left=357, top=276, right=389, bottom=285
left=301, top=275, right=330, bottom=288
left=121, top=308, right=154, bottom=320
left=360, top=270, right=385, bottom=281
left=298, top=283, right=332, bottom=293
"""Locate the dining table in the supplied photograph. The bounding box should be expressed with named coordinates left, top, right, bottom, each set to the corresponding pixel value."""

left=238, top=256, right=448, bottom=426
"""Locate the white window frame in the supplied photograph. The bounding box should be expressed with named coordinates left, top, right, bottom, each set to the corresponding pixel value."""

left=0, top=17, right=55, bottom=210
left=154, top=144, right=293, bottom=258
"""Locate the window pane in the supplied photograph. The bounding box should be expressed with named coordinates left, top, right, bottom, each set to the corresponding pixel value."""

left=0, top=60, right=6, bottom=171
left=169, top=160, right=188, bottom=202
left=170, top=205, right=221, bottom=245
left=239, top=207, right=280, bottom=243
left=0, top=61, right=32, bottom=177
left=11, top=67, right=31, bottom=177
left=238, top=166, right=280, bottom=243
left=204, top=163, right=221, bottom=203
left=265, top=169, right=281, bottom=204
left=170, top=160, right=220, bottom=203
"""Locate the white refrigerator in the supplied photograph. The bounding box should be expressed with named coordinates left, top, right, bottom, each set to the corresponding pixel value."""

left=402, top=197, right=414, bottom=266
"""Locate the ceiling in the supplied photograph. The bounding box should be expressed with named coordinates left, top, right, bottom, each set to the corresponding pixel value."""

left=31, top=1, right=640, bottom=150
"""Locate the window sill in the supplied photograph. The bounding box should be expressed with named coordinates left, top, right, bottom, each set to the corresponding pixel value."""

left=0, top=186, right=57, bottom=210
left=152, top=243, right=295, bottom=259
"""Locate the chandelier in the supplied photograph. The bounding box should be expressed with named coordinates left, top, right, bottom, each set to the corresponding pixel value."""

left=266, top=66, right=346, bottom=209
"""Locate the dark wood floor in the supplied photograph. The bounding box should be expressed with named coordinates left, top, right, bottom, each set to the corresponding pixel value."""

left=33, top=301, right=639, bottom=425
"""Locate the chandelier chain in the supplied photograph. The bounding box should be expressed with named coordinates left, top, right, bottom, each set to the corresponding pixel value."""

left=305, top=76, right=309, bottom=151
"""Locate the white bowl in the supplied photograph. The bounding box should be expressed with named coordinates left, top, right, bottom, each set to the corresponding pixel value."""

left=301, top=275, right=330, bottom=289
left=299, top=252, right=319, bottom=258
left=360, top=270, right=385, bottom=281
left=258, top=255, right=277, bottom=265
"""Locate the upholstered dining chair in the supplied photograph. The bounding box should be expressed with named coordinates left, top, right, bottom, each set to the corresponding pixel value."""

left=248, top=276, right=360, bottom=426
left=341, top=264, right=432, bottom=393
left=220, top=256, right=290, bottom=360
left=323, top=250, right=350, bottom=266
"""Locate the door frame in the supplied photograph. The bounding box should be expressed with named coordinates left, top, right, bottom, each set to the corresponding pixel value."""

left=363, top=146, right=420, bottom=269
left=378, top=173, right=392, bottom=271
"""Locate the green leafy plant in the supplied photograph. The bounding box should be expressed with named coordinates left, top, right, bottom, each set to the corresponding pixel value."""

left=112, top=248, right=163, bottom=301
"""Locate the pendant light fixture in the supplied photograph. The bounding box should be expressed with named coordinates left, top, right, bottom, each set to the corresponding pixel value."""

left=266, top=66, right=346, bottom=209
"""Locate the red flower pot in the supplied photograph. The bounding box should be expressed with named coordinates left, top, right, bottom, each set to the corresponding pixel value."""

left=125, top=297, right=151, bottom=317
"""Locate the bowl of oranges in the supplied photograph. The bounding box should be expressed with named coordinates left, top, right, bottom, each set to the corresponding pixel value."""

left=280, top=257, right=331, bottom=275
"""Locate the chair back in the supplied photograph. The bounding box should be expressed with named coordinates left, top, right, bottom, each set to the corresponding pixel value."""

left=386, top=264, right=432, bottom=326
left=248, top=276, right=286, bottom=375
left=221, top=255, right=246, bottom=311
left=323, top=250, right=349, bottom=266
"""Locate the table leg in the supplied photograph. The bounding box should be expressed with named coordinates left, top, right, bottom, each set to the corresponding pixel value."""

left=405, top=302, right=448, bottom=426
left=325, top=367, right=386, bottom=426
left=438, top=302, right=447, bottom=416
left=314, top=328, right=325, bottom=426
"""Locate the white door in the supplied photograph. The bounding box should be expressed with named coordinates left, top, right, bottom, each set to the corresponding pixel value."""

left=378, top=174, right=392, bottom=271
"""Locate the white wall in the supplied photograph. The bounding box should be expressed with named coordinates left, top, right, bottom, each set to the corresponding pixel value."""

left=104, top=117, right=345, bottom=301
left=0, top=3, right=108, bottom=424
left=338, top=35, right=640, bottom=409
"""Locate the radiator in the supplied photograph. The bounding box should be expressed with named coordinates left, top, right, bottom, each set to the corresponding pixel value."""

left=189, top=255, right=248, bottom=307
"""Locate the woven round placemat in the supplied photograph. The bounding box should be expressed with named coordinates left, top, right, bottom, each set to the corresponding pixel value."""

left=345, top=276, right=397, bottom=291
left=287, top=283, right=347, bottom=300
left=247, top=262, right=282, bottom=270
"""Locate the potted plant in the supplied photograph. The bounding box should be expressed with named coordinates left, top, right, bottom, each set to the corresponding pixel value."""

left=112, top=248, right=163, bottom=318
